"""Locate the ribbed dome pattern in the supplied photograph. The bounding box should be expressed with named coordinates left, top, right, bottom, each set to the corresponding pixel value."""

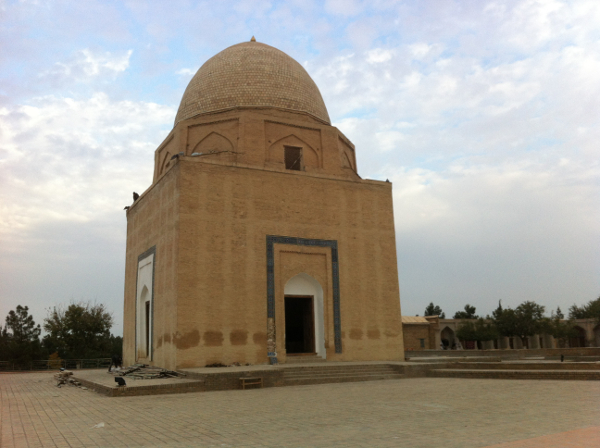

left=175, top=41, right=330, bottom=125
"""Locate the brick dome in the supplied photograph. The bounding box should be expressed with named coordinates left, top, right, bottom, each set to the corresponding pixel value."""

left=175, top=41, right=331, bottom=125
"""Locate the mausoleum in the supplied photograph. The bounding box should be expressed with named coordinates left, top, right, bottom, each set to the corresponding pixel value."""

left=122, top=39, right=404, bottom=369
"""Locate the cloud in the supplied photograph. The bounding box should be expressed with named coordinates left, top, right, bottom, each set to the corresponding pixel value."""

left=325, top=0, right=364, bottom=17
left=1, top=0, right=599, bottom=328
left=0, top=92, right=175, bottom=332
left=39, top=49, right=133, bottom=84
left=389, top=158, right=600, bottom=316
left=318, top=25, right=600, bottom=173
left=0, top=93, right=174, bottom=237
left=309, top=1, right=600, bottom=316
left=366, top=48, right=393, bottom=64
left=492, top=0, right=574, bottom=51
left=408, top=43, right=434, bottom=59
left=176, top=68, right=196, bottom=76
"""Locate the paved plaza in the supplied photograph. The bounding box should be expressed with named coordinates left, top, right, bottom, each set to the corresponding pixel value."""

left=1, top=371, right=599, bottom=448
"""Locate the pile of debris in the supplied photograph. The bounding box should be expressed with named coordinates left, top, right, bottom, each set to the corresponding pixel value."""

left=112, top=364, right=184, bottom=380
left=54, top=370, right=87, bottom=389
left=206, top=362, right=252, bottom=368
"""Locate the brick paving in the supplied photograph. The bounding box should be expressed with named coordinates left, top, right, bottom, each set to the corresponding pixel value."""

left=483, top=426, right=600, bottom=448
left=1, top=371, right=599, bottom=448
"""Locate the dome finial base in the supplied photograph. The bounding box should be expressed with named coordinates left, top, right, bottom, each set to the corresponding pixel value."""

left=250, top=36, right=256, bottom=42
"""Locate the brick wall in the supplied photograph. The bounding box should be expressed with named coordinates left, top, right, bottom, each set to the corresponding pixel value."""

left=123, top=166, right=180, bottom=368
left=172, top=160, right=404, bottom=368
left=403, top=324, right=430, bottom=351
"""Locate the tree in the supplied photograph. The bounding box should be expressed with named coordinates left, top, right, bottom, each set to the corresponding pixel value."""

left=492, top=301, right=545, bottom=348
left=109, top=335, right=123, bottom=358
left=491, top=301, right=516, bottom=339
left=456, top=318, right=498, bottom=348
left=453, top=304, right=478, bottom=319
left=43, top=302, right=114, bottom=359
left=554, top=306, right=564, bottom=320
left=424, top=302, right=445, bottom=319
left=475, top=318, right=499, bottom=343
left=1, top=305, right=45, bottom=366
left=542, top=309, right=578, bottom=348
left=568, top=296, right=600, bottom=321
left=0, top=325, right=8, bottom=361
left=456, top=320, right=477, bottom=342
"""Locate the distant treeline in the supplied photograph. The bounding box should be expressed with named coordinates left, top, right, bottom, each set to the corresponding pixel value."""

left=423, top=296, right=600, bottom=346
left=0, top=302, right=122, bottom=368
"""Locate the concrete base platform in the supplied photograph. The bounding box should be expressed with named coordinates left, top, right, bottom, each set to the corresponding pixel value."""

left=179, top=361, right=409, bottom=391
left=66, top=358, right=600, bottom=398
left=73, top=361, right=414, bottom=397
left=72, top=370, right=205, bottom=397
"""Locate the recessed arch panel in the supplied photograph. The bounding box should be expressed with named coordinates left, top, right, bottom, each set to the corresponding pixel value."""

left=268, top=134, right=320, bottom=168
left=135, top=247, right=156, bottom=361
left=266, top=236, right=341, bottom=354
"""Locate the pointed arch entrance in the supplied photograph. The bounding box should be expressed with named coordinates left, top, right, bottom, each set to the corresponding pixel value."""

left=284, top=273, right=326, bottom=359
left=135, top=247, right=155, bottom=361
left=441, top=326, right=455, bottom=349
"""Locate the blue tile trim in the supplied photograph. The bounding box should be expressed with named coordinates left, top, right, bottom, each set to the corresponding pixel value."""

left=266, top=235, right=342, bottom=354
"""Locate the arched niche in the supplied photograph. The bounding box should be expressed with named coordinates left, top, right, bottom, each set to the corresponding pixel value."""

left=284, top=273, right=326, bottom=359
left=338, top=137, right=356, bottom=171
left=269, top=134, right=320, bottom=169
left=160, top=151, right=172, bottom=175
left=192, top=132, right=235, bottom=162
left=136, top=250, right=155, bottom=361
left=341, top=151, right=354, bottom=170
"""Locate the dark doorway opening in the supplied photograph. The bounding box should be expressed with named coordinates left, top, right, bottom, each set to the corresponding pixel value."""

left=285, top=296, right=315, bottom=354
left=145, top=301, right=150, bottom=357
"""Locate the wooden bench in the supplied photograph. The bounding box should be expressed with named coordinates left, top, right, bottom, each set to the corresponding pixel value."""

left=240, top=377, right=263, bottom=390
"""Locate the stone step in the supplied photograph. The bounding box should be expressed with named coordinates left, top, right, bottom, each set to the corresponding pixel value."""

left=429, top=369, right=600, bottom=381
left=445, top=362, right=600, bottom=371
left=283, top=364, right=399, bottom=370
left=283, top=366, right=399, bottom=375
left=284, top=370, right=399, bottom=380
left=283, top=373, right=405, bottom=386
left=284, top=356, right=325, bottom=364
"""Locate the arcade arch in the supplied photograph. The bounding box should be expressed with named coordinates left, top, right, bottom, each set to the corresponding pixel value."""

left=441, top=327, right=455, bottom=349
left=569, top=326, right=587, bottom=348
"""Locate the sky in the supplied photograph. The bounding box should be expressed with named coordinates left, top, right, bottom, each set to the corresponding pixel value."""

left=1, top=0, right=599, bottom=335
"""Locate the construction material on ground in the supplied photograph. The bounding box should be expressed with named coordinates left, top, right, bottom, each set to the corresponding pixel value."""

left=54, top=370, right=88, bottom=389
left=112, top=364, right=184, bottom=380
left=54, top=370, right=73, bottom=386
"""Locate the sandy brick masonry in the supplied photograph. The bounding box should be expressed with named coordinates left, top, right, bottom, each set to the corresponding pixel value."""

left=2, top=371, right=599, bottom=448
left=125, top=158, right=404, bottom=369
left=126, top=41, right=403, bottom=371
left=175, top=41, right=330, bottom=125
